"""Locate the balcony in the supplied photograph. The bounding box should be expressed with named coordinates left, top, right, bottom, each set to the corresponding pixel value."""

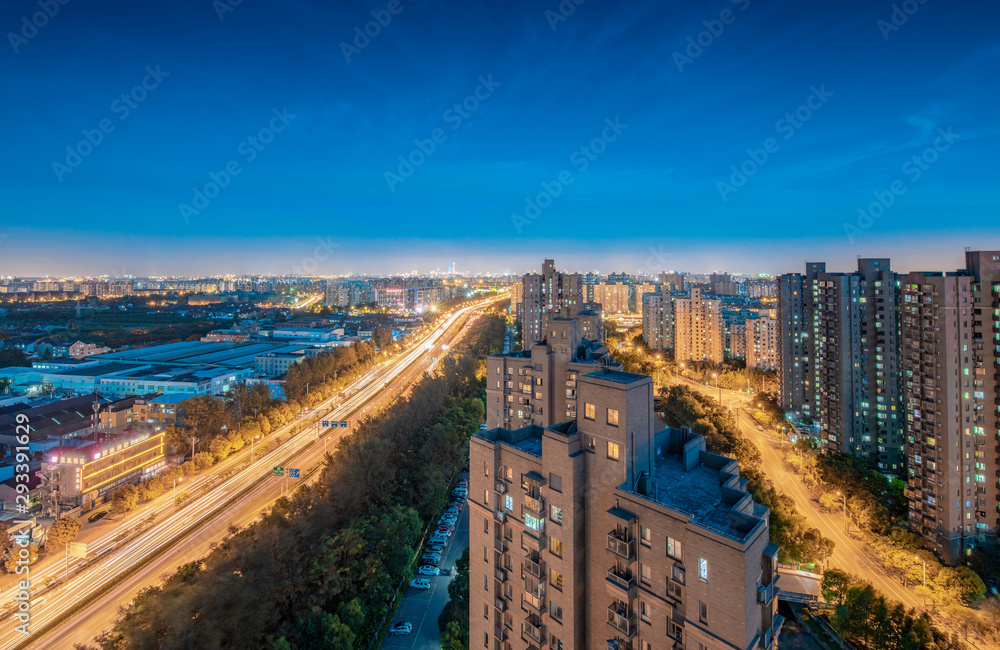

left=495, top=567, right=508, bottom=582
left=495, top=596, right=507, bottom=612
left=607, top=566, right=636, bottom=596
left=495, top=480, right=507, bottom=494
left=524, top=494, right=545, bottom=515
left=524, top=554, right=545, bottom=579
left=494, top=537, right=508, bottom=553
left=494, top=510, right=506, bottom=524
left=494, top=626, right=508, bottom=642
left=757, top=583, right=774, bottom=605
left=523, top=590, right=545, bottom=613
left=607, top=603, right=636, bottom=637
left=524, top=618, right=545, bottom=644
left=607, top=530, right=636, bottom=560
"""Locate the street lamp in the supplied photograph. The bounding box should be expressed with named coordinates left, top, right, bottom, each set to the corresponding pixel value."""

left=837, top=491, right=848, bottom=532
left=173, top=477, right=183, bottom=504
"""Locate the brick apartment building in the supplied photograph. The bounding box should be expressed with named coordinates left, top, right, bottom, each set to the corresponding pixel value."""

left=901, top=250, right=1000, bottom=564
left=673, top=288, right=724, bottom=364
left=471, top=367, right=780, bottom=650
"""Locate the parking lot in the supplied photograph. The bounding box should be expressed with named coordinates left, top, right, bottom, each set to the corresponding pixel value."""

left=381, top=474, right=470, bottom=650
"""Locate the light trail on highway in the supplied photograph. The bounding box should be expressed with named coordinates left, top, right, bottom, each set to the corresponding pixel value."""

left=3, top=299, right=499, bottom=650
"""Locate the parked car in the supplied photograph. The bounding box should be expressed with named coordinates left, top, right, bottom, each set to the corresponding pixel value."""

left=436, top=525, right=455, bottom=534
left=429, top=534, right=449, bottom=545
left=388, top=622, right=413, bottom=636
left=417, top=565, right=440, bottom=576
left=443, top=506, right=460, bottom=514
left=421, top=552, right=442, bottom=563
left=410, top=578, right=431, bottom=590
left=439, top=516, right=458, bottom=525
left=456, top=479, right=468, bottom=488
left=426, top=544, right=445, bottom=554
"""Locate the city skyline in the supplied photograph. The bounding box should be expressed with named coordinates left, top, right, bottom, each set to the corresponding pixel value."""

left=3, top=0, right=999, bottom=275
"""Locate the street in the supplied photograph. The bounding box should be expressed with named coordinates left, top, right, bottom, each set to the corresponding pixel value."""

left=381, top=477, right=470, bottom=650
left=676, top=377, right=921, bottom=610
left=7, top=300, right=499, bottom=650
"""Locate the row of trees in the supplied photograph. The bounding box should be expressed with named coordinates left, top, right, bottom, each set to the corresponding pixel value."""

left=785, top=443, right=986, bottom=605
left=85, top=314, right=506, bottom=649
left=822, top=569, right=966, bottom=649
left=439, top=548, right=470, bottom=650
left=662, top=385, right=835, bottom=566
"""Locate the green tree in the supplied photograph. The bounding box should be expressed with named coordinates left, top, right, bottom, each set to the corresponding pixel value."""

left=0, top=347, right=31, bottom=368
left=46, top=515, right=82, bottom=552
left=440, top=620, right=468, bottom=650
left=4, top=542, right=37, bottom=573
left=194, top=451, right=215, bottom=471
left=372, top=326, right=393, bottom=349
left=822, top=569, right=855, bottom=605
left=110, top=484, right=140, bottom=515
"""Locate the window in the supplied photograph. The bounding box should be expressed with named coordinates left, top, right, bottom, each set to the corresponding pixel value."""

left=640, top=563, right=652, bottom=585
left=504, top=494, right=513, bottom=512
left=550, top=505, right=563, bottom=524
left=640, top=600, right=650, bottom=623
left=671, top=565, right=685, bottom=584
left=550, top=602, right=563, bottom=622
left=699, top=600, right=707, bottom=623
left=667, top=536, right=682, bottom=559
left=668, top=619, right=683, bottom=641
left=524, top=514, right=542, bottom=532
left=668, top=579, right=682, bottom=599
left=484, top=489, right=489, bottom=504
left=608, top=441, right=620, bottom=460
left=484, top=518, right=489, bottom=533
left=699, top=558, right=708, bottom=582
left=484, top=574, right=488, bottom=590
left=550, top=568, right=563, bottom=590
left=484, top=603, right=488, bottom=618
left=484, top=545, right=488, bottom=561
left=640, top=525, right=651, bottom=546
left=587, top=435, right=596, bottom=450
left=505, top=466, right=513, bottom=480
left=484, top=461, right=489, bottom=476
left=607, top=407, right=619, bottom=426
left=484, top=632, right=489, bottom=647
left=584, top=402, right=595, bottom=420
left=549, top=472, right=562, bottom=492
left=550, top=635, right=564, bottom=650
left=549, top=536, right=563, bottom=556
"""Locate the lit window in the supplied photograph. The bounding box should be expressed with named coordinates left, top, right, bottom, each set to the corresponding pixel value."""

left=584, top=403, right=595, bottom=420
left=608, top=442, right=620, bottom=461
left=607, top=408, right=619, bottom=426
left=699, top=558, right=708, bottom=581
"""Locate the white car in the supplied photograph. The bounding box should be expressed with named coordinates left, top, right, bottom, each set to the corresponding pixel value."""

left=426, top=544, right=445, bottom=554
left=439, top=516, right=458, bottom=525
left=388, top=622, right=413, bottom=635
left=410, top=578, right=431, bottom=590
left=417, top=565, right=440, bottom=576
left=429, top=534, right=449, bottom=545
left=452, top=488, right=468, bottom=498
left=422, top=552, right=442, bottom=563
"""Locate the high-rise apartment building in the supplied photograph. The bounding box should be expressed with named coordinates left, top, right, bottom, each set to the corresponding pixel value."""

left=674, top=288, right=724, bottom=363
left=902, top=251, right=1000, bottom=564
left=517, top=260, right=585, bottom=346
left=642, top=289, right=676, bottom=353
left=746, top=314, right=779, bottom=370
left=778, top=260, right=904, bottom=472
left=470, top=368, right=781, bottom=650
left=658, top=272, right=684, bottom=291
left=486, top=318, right=616, bottom=430
left=593, top=283, right=630, bottom=314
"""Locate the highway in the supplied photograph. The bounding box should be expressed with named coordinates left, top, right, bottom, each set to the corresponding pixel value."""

left=674, top=377, right=921, bottom=609
left=5, top=299, right=500, bottom=650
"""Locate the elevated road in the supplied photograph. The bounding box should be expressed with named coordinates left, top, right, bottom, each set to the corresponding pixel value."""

left=5, top=299, right=499, bottom=649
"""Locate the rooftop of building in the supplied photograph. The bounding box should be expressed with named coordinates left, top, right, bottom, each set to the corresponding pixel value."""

left=475, top=424, right=546, bottom=458
left=626, top=427, right=766, bottom=542
left=582, top=368, right=648, bottom=384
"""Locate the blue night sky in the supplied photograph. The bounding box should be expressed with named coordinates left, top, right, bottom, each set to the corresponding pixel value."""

left=1, top=0, right=998, bottom=276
